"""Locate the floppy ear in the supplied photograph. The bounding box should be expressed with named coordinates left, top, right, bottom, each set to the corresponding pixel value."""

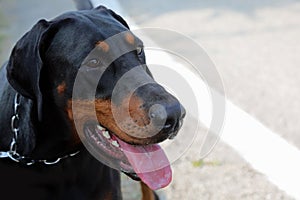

left=7, top=19, right=50, bottom=121
left=107, top=9, right=130, bottom=29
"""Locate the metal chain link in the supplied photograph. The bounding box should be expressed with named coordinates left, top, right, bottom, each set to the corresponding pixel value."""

left=8, top=93, right=21, bottom=160
left=0, top=93, right=80, bottom=165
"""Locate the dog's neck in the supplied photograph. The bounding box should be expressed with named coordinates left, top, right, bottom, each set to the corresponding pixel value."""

left=0, top=89, right=36, bottom=155
left=0, top=66, right=35, bottom=155
left=0, top=66, right=80, bottom=161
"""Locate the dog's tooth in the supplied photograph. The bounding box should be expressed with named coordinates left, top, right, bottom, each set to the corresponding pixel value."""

left=96, top=124, right=106, bottom=131
left=111, top=140, right=120, bottom=148
left=102, top=131, right=111, bottom=139
left=86, top=129, right=93, bottom=136
left=91, top=134, right=97, bottom=141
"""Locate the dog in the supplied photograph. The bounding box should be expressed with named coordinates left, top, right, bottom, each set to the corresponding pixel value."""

left=0, top=5, right=185, bottom=200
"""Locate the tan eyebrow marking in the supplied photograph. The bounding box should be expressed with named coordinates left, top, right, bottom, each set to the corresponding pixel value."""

left=57, top=81, right=66, bottom=95
left=96, top=41, right=110, bottom=52
left=125, top=32, right=135, bottom=45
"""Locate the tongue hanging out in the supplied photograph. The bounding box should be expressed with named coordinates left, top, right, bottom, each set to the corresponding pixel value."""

left=115, top=137, right=172, bottom=190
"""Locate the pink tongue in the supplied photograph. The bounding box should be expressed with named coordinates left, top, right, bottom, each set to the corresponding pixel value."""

left=115, top=138, right=172, bottom=190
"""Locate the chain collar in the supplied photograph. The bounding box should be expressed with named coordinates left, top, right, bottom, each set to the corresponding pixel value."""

left=0, top=93, right=80, bottom=165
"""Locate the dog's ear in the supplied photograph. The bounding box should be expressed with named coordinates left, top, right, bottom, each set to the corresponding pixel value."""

left=95, top=5, right=130, bottom=29
left=7, top=19, right=51, bottom=121
left=107, top=9, right=130, bottom=29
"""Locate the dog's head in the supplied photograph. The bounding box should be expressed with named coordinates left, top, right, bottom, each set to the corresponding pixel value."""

left=6, top=6, right=185, bottom=190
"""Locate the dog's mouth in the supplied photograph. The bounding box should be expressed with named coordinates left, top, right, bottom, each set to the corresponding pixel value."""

left=84, top=123, right=172, bottom=190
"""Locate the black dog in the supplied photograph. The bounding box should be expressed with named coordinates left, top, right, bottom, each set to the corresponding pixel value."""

left=0, top=6, right=185, bottom=200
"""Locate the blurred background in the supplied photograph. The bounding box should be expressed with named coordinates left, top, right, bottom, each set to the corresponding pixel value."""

left=0, top=0, right=299, bottom=199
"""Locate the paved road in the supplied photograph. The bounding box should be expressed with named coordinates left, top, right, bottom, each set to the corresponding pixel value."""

left=0, top=0, right=298, bottom=199
left=116, top=0, right=300, bottom=199
left=0, top=0, right=75, bottom=63
left=120, top=0, right=300, bottom=149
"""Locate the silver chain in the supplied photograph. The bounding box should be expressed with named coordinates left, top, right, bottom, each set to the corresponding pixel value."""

left=7, top=93, right=22, bottom=162
left=0, top=93, right=80, bottom=165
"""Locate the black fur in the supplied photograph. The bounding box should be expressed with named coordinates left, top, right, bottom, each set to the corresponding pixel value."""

left=0, top=7, right=128, bottom=199
left=0, top=5, right=184, bottom=199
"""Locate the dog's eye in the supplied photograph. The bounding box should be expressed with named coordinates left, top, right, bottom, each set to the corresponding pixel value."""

left=86, top=59, right=100, bottom=68
left=136, top=46, right=143, bottom=55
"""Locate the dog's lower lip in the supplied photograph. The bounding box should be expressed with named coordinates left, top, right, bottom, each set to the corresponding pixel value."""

left=124, top=172, right=141, bottom=181
left=84, top=123, right=136, bottom=174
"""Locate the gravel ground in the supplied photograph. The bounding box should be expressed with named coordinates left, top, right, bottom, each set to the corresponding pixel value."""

left=121, top=118, right=293, bottom=200
left=118, top=0, right=299, bottom=199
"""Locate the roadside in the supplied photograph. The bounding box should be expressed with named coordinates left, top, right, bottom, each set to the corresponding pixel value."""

left=0, top=0, right=76, bottom=64
left=122, top=119, right=293, bottom=200
left=116, top=0, right=299, bottom=199
left=0, top=0, right=8, bottom=63
left=119, top=0, right=300, bottom=150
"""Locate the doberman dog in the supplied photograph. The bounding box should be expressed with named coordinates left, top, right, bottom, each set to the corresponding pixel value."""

left=0, top=5, right=185, bottom=200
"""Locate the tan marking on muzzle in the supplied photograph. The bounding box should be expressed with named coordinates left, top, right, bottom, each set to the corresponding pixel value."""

left=66, top=95, right=157, bottom=145
left=96, top=41, right=110, bottom=52
left=125, top=32, right=135, bottom=45
left=128, top=95, right=150, bottom=127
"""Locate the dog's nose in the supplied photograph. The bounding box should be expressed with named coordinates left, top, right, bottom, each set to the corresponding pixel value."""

left=149, top=102, right=185, bottom=138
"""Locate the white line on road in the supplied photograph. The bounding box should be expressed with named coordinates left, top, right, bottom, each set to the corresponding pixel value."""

left=223, top=100, right=300, bottom=199
left=146, top=48, right=300, bottom=199
left=92, top=0, right=300, bottom=199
